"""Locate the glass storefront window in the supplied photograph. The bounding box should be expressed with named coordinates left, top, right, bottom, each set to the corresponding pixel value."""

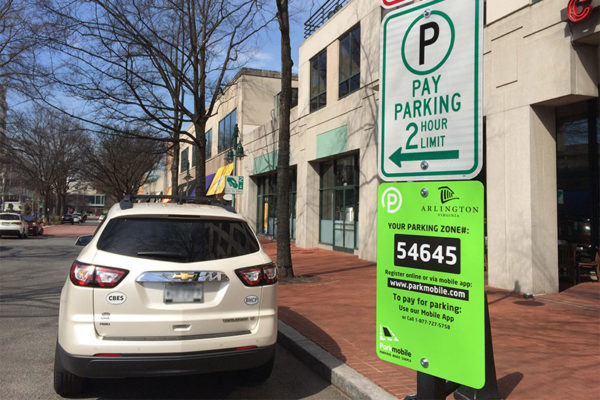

left=319, top=154, right=359, bottom=252
left=556, top=100, right=599, bottom=263
left=255, top=170, right=296, bottom=239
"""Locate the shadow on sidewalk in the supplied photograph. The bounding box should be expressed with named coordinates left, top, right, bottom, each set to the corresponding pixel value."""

left=497, top=372, right=524, bottom=399
left=279, top=305, right=347, bottom=363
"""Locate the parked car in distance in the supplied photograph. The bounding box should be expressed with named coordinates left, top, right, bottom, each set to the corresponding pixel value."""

left=24, top=216, right=44, bottom=236
left=61, top=214, right=74, bottom=224
left=54, top=198, right=277, bottom=397
left=80, top=213, right=87, bottom=223
left=72, top=214, right=81, bottom=224
left=0, top=212, right=28, bottom=238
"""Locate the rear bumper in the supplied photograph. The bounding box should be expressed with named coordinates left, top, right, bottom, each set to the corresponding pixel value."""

left=0, top=228, right=21, bottom=236
left=56, top=343, right=276, bottom=378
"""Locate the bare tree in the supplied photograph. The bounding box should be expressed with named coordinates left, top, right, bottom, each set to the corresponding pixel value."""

left=2, top=106, right=85, bottom=219
left=80, top=131, right=164, bottom=203
left=275, top=0, right=293, bottom=277
left=38, top=0, right=271, bottom=197
left=0, top=0, right=42, bottom=92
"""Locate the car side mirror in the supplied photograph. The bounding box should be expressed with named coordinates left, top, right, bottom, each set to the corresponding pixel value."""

left=75, top=235, right=93, bottom=246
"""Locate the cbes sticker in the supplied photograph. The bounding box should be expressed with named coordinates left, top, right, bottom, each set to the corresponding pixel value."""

left=106, top=292, right=127, bottom=305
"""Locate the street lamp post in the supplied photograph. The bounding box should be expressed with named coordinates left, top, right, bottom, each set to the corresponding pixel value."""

left=226, top=124, right=245, bottom=209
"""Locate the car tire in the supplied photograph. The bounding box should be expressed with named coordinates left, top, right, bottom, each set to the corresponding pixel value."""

left=53, top=345, right=84, bottom=397
left=239, top=355, right=275, bottom=385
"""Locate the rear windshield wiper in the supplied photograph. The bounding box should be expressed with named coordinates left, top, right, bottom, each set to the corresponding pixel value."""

left=136, top=251, right=188, bottom=261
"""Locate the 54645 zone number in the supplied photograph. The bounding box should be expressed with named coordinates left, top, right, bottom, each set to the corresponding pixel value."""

left=394, top=234, right=461, bottom=274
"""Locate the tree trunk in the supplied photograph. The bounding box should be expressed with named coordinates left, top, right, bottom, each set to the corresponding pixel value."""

left=275, top=0, right=293, bottom=278
left=171, top=141, right=180, bottom=197
left=193, top=121, right=207, bottom=198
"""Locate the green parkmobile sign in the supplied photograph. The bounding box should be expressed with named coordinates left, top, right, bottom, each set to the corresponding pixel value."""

left=379, top=0, right=483, bottom=181
left=376, top=181, right=485, bottom=388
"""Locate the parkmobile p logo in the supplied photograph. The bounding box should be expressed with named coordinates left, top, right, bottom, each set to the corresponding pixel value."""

left=381, top=187, right=403, bottom=214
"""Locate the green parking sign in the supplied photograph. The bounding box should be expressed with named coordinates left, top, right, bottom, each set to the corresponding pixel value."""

left=225, top=176, right=244, bottom=194
left=379, top=0, right=483, bottom=181
left=376, top=181, right=485, bottom=388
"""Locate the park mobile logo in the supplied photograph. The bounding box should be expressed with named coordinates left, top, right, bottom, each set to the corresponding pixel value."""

left=439, top=186, right=459, bottom=204
left=381, top=187, right=402, bottom=214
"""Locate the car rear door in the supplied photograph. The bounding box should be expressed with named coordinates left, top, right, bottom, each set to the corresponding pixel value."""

left=91, top=216, right=267, bottom=341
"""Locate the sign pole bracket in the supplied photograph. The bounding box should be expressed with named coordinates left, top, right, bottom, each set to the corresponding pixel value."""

left=404, top=294, right=502, bottom=400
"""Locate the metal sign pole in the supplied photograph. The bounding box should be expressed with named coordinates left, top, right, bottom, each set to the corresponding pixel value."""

left=454, top=294, right=502, bottom=400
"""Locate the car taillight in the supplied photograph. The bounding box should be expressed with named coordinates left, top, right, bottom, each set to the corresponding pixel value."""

left=235, top=263, right=277, bottom=287
left=69, top=261, right=128, bottom=288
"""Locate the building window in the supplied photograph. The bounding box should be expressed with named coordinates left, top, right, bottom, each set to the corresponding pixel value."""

left=218, top=109, right=237, bottom=154
left=556, top=100, right=600, bottom=267
left=310, top=50, right=327, bottom=112
left=256, top=170, right=297, bottom=239
left=319, top=154, right=359, bottom=252
left=339, top=25, right=360, bottom=98
left=180, top=147, right=189, bottom=173
left=85, top=194, right=105, bottom=206
left=274, top=88, right=299, bottom=117
left=206, top=129, right=212, bottom=159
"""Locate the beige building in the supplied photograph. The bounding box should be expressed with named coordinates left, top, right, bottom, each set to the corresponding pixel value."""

left=484, top=0, right=599, bottom=294
left=176, top=68, right=297, bottom=196
left=177, top=0, right=599, bottom=295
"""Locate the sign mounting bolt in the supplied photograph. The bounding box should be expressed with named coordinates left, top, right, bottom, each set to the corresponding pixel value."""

left=424, top=8, right=432, bottom=18
left=420, top=358, right=429, bottom=368
left=421, top=188, right=429, bottom=198
left=420, top=161, right=429, bottom=170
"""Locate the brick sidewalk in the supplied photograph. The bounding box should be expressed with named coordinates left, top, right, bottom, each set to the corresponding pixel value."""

left=43, top=224, right=97, bottom=238
left=262, top=240, right=600, bottom=399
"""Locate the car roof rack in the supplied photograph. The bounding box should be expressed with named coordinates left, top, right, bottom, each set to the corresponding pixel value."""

left=119, top=194, right=235, bottom=213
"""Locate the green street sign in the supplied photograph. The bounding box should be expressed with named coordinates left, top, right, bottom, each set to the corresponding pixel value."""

left=379, top=0, right=483, bottom=181
left=376, top=181, right=485, bottom=388
left=225, top=176, right=244, bottom=194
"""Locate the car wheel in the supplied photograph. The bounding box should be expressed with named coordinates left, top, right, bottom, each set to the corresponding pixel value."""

left=53, top=345, right=84, bottom=397
left=239, top=355, right=275, bottom=386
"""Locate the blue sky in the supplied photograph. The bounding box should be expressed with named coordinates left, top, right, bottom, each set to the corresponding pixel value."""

left=244, top=1, right=319, bottom=73
left=5, top=1, right=321, bottom=116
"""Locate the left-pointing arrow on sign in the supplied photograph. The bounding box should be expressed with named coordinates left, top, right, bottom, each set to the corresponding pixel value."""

left=389, top=147, right=459, bottom=167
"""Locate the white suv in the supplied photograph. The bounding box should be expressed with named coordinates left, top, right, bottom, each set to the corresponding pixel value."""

left=54, top=197, right=277, bottom=397
left=0, top=212, right=27, bottom=238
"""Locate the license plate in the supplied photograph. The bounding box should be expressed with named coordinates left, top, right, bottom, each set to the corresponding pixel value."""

left=164, top=283, right=203, bottom=303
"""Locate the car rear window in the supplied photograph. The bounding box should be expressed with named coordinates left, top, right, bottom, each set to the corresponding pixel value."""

left=0, top=214, right=20, bottom=220
left=97, top=217, right=260, bottom=262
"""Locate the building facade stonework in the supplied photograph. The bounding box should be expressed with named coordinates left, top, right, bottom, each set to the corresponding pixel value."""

left=170, top=0, right=599, bottom=295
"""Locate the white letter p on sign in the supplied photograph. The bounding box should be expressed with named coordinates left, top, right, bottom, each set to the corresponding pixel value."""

left=381, top=187, right=402, bottom=214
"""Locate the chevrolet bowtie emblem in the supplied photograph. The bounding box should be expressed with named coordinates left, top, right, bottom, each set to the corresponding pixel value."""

left=172, top=272, right=196, bottom=281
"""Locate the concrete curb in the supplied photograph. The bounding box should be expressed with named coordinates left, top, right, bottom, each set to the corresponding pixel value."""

left=278, top=320, right=397, bottom=400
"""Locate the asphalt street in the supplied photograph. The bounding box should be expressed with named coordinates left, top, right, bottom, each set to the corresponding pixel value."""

left=0, top=234, right=349, bottom=400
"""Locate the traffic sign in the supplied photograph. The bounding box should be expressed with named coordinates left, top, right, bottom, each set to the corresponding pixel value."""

left=379, top=0, right=483, bottom=181
left=381, top=0, right=413, bottom=9
left=376, top=181, right=485, bottom=388
left=224, top=176, right=244, bottom=194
